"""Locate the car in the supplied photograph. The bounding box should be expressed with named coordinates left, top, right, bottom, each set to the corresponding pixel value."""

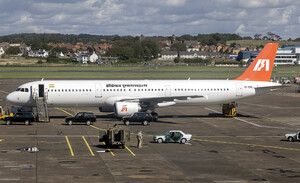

left=153, top=130, right=192, bottom=144
left=4, top=112, right=35, bottom=125
left=285, top=131, right=300, bottom=142
left=65, top=112, right=96, bottom=125
left=122, top=112, right=153, bottom=126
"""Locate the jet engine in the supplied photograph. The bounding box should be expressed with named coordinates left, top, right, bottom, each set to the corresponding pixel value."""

left=114, top=102, right=142, bottom=117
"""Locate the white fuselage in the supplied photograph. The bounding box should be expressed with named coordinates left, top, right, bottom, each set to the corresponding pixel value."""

left=6, top=79, right=279, bottom=108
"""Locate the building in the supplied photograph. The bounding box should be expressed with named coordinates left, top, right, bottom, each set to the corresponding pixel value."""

left=77, top=52, right=99, bottom=64
left=247, top=44, right=300, bottom=65
left=28, top=49, right=49, bottom=58
left=160, top=51, right=178, bottom=60
left=0, top=47, right=5, bottom=56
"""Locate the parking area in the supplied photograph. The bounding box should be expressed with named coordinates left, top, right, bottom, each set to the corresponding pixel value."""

left=1, top=79, right=300, bottom=182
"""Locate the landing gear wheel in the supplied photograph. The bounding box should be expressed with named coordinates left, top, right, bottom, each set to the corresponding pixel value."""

left=142, top=120, right=148, bottom=126
left=151, top=112, right=158, bottom=121
left=68, top=120, right=72, bottom=125
left=86, top=121, right=91, bottom=126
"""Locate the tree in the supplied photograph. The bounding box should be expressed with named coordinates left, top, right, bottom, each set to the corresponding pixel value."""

left=254, top=34, right=262, bottom=40
left=87, top=47, right=93, bottom=52
left=170, top=42, right=187, bottom=51
left=230, top=42, right=236, bottom=48
left=6, top=47, right=21, bottom=55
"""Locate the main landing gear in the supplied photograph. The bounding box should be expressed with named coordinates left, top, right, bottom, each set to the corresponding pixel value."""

left=222, top=102, right=237, bottom=117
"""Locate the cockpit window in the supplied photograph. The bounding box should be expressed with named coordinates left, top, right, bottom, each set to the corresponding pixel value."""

left=16, top=88, right=29, bottom=92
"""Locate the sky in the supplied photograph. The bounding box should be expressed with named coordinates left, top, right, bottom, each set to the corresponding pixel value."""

left=0, top=0, right=299, bottom=39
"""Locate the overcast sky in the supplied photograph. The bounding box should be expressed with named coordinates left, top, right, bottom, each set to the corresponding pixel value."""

left=0, top=0, right=299, bottom=39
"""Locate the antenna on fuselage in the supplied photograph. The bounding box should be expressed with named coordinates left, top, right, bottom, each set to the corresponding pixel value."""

left=41, top=78, right=44, bottom=81
left=188, top=77, right=190, bottom=80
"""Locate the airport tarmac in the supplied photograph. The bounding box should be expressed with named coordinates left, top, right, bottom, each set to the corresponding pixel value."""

left=1, top=79, right=300, bottom=183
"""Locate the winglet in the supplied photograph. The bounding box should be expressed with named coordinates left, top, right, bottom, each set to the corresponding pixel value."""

left=235, top=43, right=278, bottom=82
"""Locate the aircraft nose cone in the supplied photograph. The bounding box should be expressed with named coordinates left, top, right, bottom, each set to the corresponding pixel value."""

left=6, top=93, right=17, bottom=104
left=6, top=93, right=14, bottom=103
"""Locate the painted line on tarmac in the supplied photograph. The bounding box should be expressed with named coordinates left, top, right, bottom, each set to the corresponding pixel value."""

left=0, top=135, right=98, bottom=138
left=90, top=125, right=107, bottom=131
left=82, top=136, right=95, bottom=156
left=194, top=138, right=300, bottom=151
left=102, top=141, right=115, bottom=156
left=125, top=145, right=136, bottom=156
left=0, top=89, right=9, bottom=94
left=65, top=136, right=74, bottom=156
left=0, top=139, right=3, bottom=142
left=54, top=107, right=73, bottom=116
left=205, top=108, right=286, bottom=129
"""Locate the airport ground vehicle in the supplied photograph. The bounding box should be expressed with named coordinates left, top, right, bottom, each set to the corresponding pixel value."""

left=122, top=112, right=153, bottom=126
left=99, top=127, right=130, bottom=148
left=65, top=112, right=96, bottom=125
left=285, top=131, right=300, bottom=142
left=222, top=103, right=237, bottom=117
left=4, top=112, right=35, bottom=125
left=0, top=106, right=13, bottom=120
left=153, top=130, right=192, bottom=144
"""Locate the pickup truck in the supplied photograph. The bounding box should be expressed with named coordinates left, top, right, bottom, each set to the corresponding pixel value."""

left=153, top=130, right=192, bottom=144
left=4, top=112, right=35, bottom=125
left=285, top=131, right=300, bottom=142
left=65, top=112, right=96, bottom=125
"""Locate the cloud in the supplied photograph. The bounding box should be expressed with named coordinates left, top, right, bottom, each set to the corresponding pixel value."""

left=0, top=0, right=298, bottom=39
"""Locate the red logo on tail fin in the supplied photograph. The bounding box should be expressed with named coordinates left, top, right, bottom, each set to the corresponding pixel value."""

left=235, top=43, right=278, bottom=82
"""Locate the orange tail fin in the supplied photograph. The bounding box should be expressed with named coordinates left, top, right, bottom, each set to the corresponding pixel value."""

left=235, top=43, right=278, bottom=82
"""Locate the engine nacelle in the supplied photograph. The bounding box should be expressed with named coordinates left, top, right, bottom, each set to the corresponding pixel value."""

left=114, top=102, right=141, bottom=117
left=99, top=107, right=114, bottom=112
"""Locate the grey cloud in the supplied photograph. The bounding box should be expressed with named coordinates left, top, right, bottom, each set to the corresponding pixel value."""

left=0, top=0, right=299, bottom=39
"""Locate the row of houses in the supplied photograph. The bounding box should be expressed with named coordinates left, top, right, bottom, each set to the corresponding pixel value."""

left=160, top=51, right=221, bottom=60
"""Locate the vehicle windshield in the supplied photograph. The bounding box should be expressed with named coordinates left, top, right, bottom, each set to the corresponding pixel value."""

left=75, top=113, right=84, bottom=117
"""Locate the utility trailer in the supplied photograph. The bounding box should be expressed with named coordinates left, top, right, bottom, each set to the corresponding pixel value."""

left=99, top=127, right=130, bottom=149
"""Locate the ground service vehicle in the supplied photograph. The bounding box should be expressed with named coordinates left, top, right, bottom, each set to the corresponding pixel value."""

left=0, top=106, right=13, bottom=120
left=285, top=131, right=300, bottom=142
left=4, top=112, right=35, bottom=125
left=122, top=112, right=153, bottom=126
left=153, top=130, right=192, bottom=144
left=65, top=112, right=96, bottom=125
left=99, top=127, right=130, bottom=148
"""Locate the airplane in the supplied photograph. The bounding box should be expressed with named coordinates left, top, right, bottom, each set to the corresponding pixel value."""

left=6, top=43, right=281, bottom=119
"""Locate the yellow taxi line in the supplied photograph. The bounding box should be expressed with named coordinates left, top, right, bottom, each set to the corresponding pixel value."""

left=82, top=136, right=95, bottom=156
left=125, top=145, right=136, bottom=156
left=0, top=90, right=9, bottom=94
left=54, top=107, right=73, bottom=116
left=90, top=125, right=106, bottom=131
left=102, top=141, right=115, bottom=156
left=65, top=136, right=74, bottom=156
left=0, top=139, right=3, bottom=142
left=194, top=138, right=300, bottom=151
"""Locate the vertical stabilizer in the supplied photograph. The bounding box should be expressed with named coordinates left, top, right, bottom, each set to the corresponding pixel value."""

left=235, top=43, right=278, bottom=82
